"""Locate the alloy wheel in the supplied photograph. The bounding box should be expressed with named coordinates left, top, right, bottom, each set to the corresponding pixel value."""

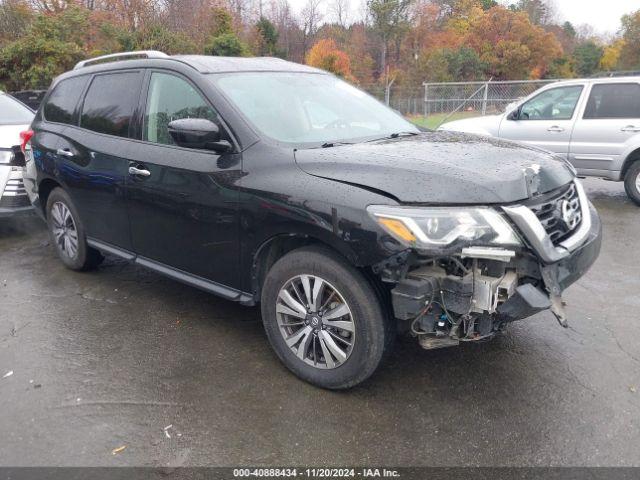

left=276, top=274, right=355, bottom=369
left=635, top=171, right=640, bottom=194
left=51, top=201, right=79, bottom=259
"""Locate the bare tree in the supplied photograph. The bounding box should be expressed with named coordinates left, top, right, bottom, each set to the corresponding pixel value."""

left=300, top=0, right=322, bottom=58
left=330, top=0, right=349, bottom=26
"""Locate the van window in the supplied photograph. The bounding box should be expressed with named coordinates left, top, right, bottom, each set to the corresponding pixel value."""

left=80, top=72, right=141, bottom=137
left=584, top=83, right=640, bottom=119
left=143, top=72, right=218, bottom=146
left=43, top=76, right=89, bottom=125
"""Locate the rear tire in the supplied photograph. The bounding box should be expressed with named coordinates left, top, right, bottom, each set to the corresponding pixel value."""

left=624, top=160, right=640, bottom=206
left=46, top=188, right=103, bottom=271
left=261, top=245, right=393, bottom=389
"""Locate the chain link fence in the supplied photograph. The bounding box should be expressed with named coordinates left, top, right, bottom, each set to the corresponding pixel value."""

left=423, top=79, right=558, bottom=117
left=362, top=79, right=560, bottom=128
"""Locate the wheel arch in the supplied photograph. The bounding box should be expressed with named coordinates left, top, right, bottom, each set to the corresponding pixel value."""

left=249, top=232, right=360, bottom=303
left=621, top=146, right=640, bottom=179
left=38, top=177, right=63, bottom=217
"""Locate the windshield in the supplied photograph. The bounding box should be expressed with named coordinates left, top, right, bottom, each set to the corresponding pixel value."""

left=211, top=72, right=418, bottom=146
left=0, top=94, right=33, bottom=125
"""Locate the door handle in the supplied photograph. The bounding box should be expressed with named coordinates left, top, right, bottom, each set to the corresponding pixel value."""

left=129, top=166, right=151, bottom=177
left=547, top=126, right=565, bottom=132
left=56, top=148, right=74, bottom=157
left=621, top=125, right=640, bottom=132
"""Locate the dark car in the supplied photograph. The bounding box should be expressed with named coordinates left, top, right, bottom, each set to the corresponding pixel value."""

left=22, top=51, right=601, bottom=389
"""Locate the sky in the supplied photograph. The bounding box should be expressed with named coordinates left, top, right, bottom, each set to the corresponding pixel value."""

left=285, top=0, right=635, bottom=37
left=548, top=0, right=632, bottom=35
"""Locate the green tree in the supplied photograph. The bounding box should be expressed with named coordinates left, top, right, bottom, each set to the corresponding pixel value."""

left=0, top=6, right=89, bottom=90
left=255, top=16, right=279, bottom=56
left=206, top=33, right=250, bottom=56
left=444, top=46, right=487, bottom=80
left=367, top=0, right=413, bottom=73
left=572, top=41, right=603, bottom=76
left=133, top=24, right=197, bottom=54
left=210, top=7, right=234, bottom=37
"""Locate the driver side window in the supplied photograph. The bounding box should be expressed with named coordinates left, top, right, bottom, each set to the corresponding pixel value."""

left=518, top=86, right=583, bottom=121
left=144, top=72, right=218, bottom=145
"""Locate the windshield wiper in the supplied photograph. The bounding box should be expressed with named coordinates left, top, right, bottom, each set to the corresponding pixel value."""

left=319, top=141, right=354, bottom=148
left=365, top=131, right=419, bottom=143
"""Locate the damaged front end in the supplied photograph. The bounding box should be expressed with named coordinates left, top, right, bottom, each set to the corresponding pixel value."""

left=369, top=180, right=602, bottom=350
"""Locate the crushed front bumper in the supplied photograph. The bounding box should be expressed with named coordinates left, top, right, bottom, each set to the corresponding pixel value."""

left=389, top=181, right=602, bottom=348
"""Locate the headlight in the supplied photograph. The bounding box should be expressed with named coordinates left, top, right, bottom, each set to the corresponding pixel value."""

left=367, top=205, right=521, bottom=251
left=0, top=150, right=14, bottom=165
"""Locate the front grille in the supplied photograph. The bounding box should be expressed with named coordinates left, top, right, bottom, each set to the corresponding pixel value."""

left=529, top=183, right=582, bottom=245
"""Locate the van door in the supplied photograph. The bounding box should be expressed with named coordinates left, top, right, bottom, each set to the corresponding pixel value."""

left=569, top=82, right=640, bottom=178
left=125, top=70, right=242, bottom=290
left=498, top=85, right=585, bottom=159
left=55, top=71, right=144, bottom=251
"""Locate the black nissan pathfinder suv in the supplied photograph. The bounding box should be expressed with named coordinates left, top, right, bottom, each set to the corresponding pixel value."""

left=22, top=51, right=602, bottom=389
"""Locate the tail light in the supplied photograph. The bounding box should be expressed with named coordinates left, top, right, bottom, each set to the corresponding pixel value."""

left=19, top=130, right=34, bottom=155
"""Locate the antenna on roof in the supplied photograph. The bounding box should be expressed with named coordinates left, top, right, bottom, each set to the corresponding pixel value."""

left=74, top=51, right=168, bottom=70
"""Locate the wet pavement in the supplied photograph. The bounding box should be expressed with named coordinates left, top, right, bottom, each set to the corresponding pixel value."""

left=0, top=178, right=639, bottom=467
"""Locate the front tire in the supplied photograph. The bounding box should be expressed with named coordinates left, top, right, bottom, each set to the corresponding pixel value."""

left=261, top=246, right=393, bottom=389
left=624, top=160, right=640, bottom=206
left=46, top=188, right=103, bottom=270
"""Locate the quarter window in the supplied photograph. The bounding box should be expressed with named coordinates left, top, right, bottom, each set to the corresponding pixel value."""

left=43, top=76, right=89, bottom=125
left=583, top=83, right=640, bottom=119
left=518, top=86, right=583, bottom=121
left=144, top=72, right=218, bottom=146
left=80, top=72, right=141, bottom=137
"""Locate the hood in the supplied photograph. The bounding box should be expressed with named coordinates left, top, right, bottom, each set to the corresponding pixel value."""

left=437, top=114, right=502, bottom=136
left=0, top=124, right=29, bottom=149
left=294, top=131, right=574, bottom=204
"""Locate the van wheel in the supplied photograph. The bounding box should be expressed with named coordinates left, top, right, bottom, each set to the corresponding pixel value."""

left=624, top=161, right=640, bottom=206
left=260, top=246, right=393, bottom=389
left=46, top=188, right=103, bottom=270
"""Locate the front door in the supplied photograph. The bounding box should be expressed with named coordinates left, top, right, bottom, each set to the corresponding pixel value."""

left=125, top=70, right=242, bottom=289
left=499, top=85, right=585, bottom=159
left=569, top=82, right=640, bottom=176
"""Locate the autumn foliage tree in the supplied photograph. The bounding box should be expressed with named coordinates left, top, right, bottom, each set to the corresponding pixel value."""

left=306, top=38, right=354, bottom=80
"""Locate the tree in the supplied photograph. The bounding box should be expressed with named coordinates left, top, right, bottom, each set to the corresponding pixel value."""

left=572, top=41, right=603, bottom=77
left=0, top=0, right=33, bottom=44
left=255, top=16, right=279, bottom=56
left=330, top=0, right=349, bottom=26
left=300, top=0, right=323, bottom=58
left=619, top=10, right=640, bottom=69
left=0, top=6, right=89, bottom=90
left=444, top=46, right=486, bottom=80
left=133, top=24, right=198, bottom=54
left=367, top=0, right=413, bottom=73
left=306, top=38, right=353, bottom=79
left=600, top=40, right=624, bottom=72
left=465, top=6, right=563, bottom=79
left=206, top=33, right=250, bottom=56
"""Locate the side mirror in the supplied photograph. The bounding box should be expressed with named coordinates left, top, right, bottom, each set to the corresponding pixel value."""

left=167, top=118, right=231, bottom=153
left=507, top=108, right=520, bottom=121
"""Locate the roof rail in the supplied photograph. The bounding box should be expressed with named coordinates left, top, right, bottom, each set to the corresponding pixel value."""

left=74, top=50, right=169, bottom=70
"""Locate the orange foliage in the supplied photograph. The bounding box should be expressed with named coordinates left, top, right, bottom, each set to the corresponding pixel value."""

left=306, top=38, right=354, bottom=80
left=464, top=6, right=562, bottom=79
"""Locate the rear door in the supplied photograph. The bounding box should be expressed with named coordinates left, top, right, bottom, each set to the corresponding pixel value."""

left=55, top=70, right=144, bottom=250
left=125, top=70, right=242, bottom=289
left=569, top=82, right=640, bottom=177
left=498, top=84, right=585, bottom=158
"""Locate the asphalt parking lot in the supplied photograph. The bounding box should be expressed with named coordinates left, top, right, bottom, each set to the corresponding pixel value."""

left=0, top=178, right=639, bottom=467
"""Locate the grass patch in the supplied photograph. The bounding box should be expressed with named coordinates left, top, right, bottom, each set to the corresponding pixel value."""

left=407, top=111, right=481, bottom=130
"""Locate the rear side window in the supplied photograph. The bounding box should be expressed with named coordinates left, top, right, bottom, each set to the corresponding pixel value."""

left=43, top=76, right=88, bottom=124
left=584, top=83, right=640, bottom=119
left=80, top=72, right=141, bottom=137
